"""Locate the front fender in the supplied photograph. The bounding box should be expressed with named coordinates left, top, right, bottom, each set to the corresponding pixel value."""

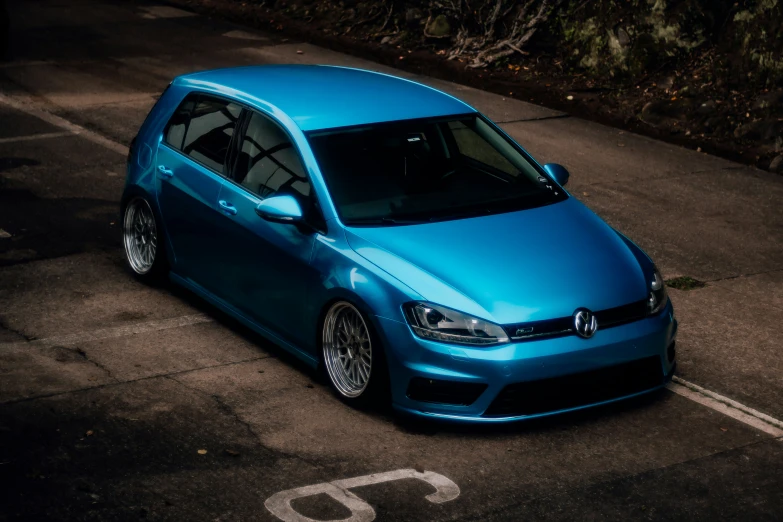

left=303, top=226, right=423, bottom=357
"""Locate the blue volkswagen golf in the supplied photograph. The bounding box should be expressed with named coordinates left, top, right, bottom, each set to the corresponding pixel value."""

left=123, top=65, right=677, bottom=423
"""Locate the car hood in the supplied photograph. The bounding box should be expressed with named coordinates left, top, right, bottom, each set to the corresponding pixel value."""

left=344, top=198, right=648, bottom=324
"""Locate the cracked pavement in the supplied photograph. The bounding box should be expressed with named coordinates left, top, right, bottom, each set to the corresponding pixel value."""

left=0, top=1, right=782, bottom=521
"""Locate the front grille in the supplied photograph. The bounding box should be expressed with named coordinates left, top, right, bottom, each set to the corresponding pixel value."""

left=484, top=356, right=663, bottom=417
left=406, top=378, right=487, bottom=406
left=595, top=300, right=648, bottom=327
left=503, top=299, right=648, bottom=342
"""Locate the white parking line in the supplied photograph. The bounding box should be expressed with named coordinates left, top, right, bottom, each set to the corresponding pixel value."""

left=0, top=131, right=75, bottom=145
left=0, top=93, right=129, bottom=156
left=667, top=377, right=783, bottom=438
left=19, top=314, right=214, bottom=348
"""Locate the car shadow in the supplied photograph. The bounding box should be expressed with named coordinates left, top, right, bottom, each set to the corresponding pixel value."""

left=163, top=278, right=670, bottom=437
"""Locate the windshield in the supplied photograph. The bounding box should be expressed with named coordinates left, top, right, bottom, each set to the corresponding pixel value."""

left=307, top=114, right=567, bottom=226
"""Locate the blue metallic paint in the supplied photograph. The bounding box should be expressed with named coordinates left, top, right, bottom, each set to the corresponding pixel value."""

left=344, top=198, right=649, bottom=325
left=181, top=65, right=474, bottom=132
left=124, top=65, right=676, bottom=423
left=543, top=163, right=570, bottom=186
left=255, top=195, right=305, bottom=222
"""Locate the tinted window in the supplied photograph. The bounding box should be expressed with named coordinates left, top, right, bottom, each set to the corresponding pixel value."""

left=233, top=111, right=310, bottom=200
left=307, top=115, right=565, bottom=225
left=181, top=97, right=242, bottom=173
left=449, top=120, right=517, bottom=175
left=163, top=95, right=195, bottom=150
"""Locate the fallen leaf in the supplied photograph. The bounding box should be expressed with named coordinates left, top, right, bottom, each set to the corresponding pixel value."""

left=306, top=383, right=315, bottom=389
left=225, top=449, right=240, bottom=457
left=720, top=427, right=728, bottom=432
left=86, top=430, right=94, bottom=436
left=197, top=449, right=208, bottom=455
left=697, top=147, right=702, bottom=152
left=617, top=143, right=625, bottom=147
left=296, top=50, right=304, bottom=55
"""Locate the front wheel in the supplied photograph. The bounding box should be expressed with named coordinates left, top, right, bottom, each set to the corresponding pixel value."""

left=322, top=301, right=387, bottom=405
left=122, top=196, right=167, bottom=281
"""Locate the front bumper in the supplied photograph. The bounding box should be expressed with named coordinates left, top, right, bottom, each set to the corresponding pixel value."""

left=375, top=301, right=677, bottom=423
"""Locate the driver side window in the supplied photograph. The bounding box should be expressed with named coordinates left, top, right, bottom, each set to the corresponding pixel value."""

left=232, top=111, right=310, bottom=200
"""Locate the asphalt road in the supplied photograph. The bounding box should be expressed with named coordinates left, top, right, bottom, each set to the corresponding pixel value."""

left=1, top=1, right=782, bottom=521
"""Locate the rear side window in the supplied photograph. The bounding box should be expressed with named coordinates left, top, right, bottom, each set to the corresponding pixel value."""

left=182, top=97, right=242, bottom=173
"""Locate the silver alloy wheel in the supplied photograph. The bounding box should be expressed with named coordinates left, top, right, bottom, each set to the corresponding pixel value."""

left=123, top=197, right=158, bottom=275
left=323, top=302, right=373, bottom=398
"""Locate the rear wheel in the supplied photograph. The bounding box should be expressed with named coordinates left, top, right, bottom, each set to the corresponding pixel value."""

left=123, top=196, right=167, bottom=281
left=322, top=301, right=386, bottom=405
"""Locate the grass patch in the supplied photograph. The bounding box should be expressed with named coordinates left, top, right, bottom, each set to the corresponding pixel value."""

left=666, top=276, right=707, bottom=291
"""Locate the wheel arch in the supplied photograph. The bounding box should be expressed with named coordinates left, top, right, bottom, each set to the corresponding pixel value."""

left=121, top=185, right=176, bottom=269
left=314, top=289, right=386, bottom=363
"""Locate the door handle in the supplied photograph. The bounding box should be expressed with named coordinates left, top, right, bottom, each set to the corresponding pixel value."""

left=157, top=165, right=174, bottom=178
left=218, top=200, right=238, bottom=215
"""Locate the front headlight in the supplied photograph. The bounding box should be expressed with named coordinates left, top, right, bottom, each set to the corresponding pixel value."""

left=648, top=268, right=668, bottom=315
left=403, top=302, right=509, bottom=346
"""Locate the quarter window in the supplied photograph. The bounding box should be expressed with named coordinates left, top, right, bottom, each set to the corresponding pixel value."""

left=181, top=97, right=242, bottom=173
left=233, top=111, right=310, bottom=200
left=163, top=96, right=195, bottom=150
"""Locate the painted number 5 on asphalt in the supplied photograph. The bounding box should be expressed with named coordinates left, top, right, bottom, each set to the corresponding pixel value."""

left=265, top=468, right=461, bottom=522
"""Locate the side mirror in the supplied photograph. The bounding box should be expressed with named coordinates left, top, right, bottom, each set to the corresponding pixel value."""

left=543, top=163, right=570, bottom=186
left=254, top=195, right=303, bottom=224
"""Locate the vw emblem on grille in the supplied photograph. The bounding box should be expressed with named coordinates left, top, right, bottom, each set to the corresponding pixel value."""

left=573, top=309, right=598, bottom=338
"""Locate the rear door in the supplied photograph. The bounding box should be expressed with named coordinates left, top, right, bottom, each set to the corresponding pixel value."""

left=155, top=93, right=242, bottom=293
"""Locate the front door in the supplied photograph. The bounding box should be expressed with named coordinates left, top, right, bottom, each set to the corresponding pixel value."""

left=155, top=93, right=242, bottom=293
left=213, top=109, right=320, bottom=348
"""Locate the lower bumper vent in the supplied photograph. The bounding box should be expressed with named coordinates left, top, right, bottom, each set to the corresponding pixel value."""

left=407, top=378, right=487, bottom=406
left=484, top=356, right=664, bottom=417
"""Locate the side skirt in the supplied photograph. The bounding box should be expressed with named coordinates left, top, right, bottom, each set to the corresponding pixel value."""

left=169, top=271, right=319, bottom=368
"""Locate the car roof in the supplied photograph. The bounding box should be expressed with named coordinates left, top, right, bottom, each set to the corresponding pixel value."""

left=174, top=65, right=475, bottom=132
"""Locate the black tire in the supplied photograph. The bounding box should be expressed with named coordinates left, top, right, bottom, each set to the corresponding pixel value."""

left=320, top=300, right=390, bottom=408
left=122, top=196, right=168, bottom=283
